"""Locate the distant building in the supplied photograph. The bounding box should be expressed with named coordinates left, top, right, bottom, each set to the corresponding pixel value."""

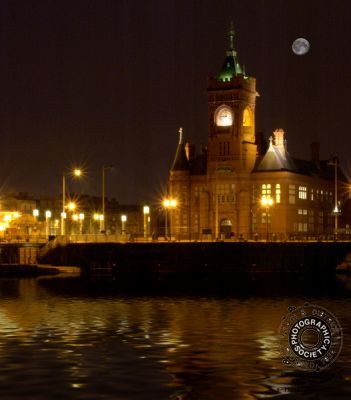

left=0, top=192, right=152, bottom=238
left=168, top=27, right=351, bottom=240
left=37, top=195, right=148, bottom=236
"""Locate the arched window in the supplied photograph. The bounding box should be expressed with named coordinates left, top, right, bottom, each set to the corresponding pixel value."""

left=243, top=107, right=252, bottom=127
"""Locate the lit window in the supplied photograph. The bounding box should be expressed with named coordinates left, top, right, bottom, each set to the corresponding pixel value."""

left=298, top=223, right=308, bottom=232
left=262, top=184, right=271, bottom=200
left=298, top=186, right=307, bottom=199
left=243, top=107, right=252, bottom=127
left=311, top=189, right=314, bottom=201
left=275, top=184, right=281, bottom=203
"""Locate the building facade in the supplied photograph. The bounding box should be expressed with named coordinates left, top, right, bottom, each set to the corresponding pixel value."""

left=168, top=28, right=351, bottom=240
left=0, top=192, right=152, bottom=239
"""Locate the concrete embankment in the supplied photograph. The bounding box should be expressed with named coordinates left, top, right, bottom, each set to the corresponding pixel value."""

left=0, top=264, right=61, bottom=277
left=37, top=241, right=351, bottom=277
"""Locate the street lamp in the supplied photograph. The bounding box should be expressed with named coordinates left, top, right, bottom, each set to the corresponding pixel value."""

left=261, top=197, right=273, bottom=242
left=93, top=213, right=104, bottom=233
left=33, top=209, right=39, bottom=218
left=121, top=215, right=127, bottom=234
left=61, top=168, right=82, bottom=235
left=143, top=206, right=150, bottom=239
left=163, top=198, right=177, bottom=240
left=102, top=165, right=114, bottom=233
left=79, top=213, right=85, bottom=234
left=45, top=210, right=52, bottom=239
left=68, top=202, right=76, bottom=212
left=328, top=157, right=340, bottom=239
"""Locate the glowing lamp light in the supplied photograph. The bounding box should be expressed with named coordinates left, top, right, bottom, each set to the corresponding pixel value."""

left=45, top=210, right=52, bottom=218
left=261, top=197, right=273, bottom=207
left=14, top=212, right=20, bottom=219
left=68, top=202, right=76, bottom=211
left=163, top=198, right=177, bottom=209
left=73, top=168, right=82, bottom=177
left=72, top=214, right=79, bottom=221
left=121, top=215, right=127, bottom=222
left=79, top=213, right=85, bottom=221
left=143, top=206, right=150, bottom=215
left=33, top=209, right=39, bottom=217
left=61, top=212, right=67, bottom=219
left=99, top=215, right=104, bottom=221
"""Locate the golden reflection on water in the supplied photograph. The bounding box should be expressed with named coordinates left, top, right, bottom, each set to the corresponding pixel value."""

left=0, top=278, right=350, bottom=399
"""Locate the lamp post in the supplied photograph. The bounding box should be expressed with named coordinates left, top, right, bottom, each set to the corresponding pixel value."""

left=45, top=210, right=52, bottom=239
left=143, top=206, right=150, bottom=239
left=102, top=165, right=114, bottom=233
left=328, top=157, right=340, bottom=239
left=93, top=213, right=100, bottom=233
left=261, top=197, right=273, bottom=242
left=61, top=168, right=82, bottom=236
left=163, top=198, right=177, bottom=240
left=72, top=213, right=79, bottom=235
left=79, top=213, right=85, bottom=234
left=121, top=215, right=127, bottom=235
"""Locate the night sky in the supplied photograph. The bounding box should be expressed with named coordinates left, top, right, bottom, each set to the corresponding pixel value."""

left=0, top=0, right=350, bottom=204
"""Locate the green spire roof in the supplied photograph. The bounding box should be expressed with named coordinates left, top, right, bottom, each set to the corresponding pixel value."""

left=217, top=23, right=244, bottom=82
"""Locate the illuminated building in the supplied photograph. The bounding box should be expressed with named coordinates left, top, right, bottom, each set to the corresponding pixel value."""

left=168, top=27, right=351, bottom=240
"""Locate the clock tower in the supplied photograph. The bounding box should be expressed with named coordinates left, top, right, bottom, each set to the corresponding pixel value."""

left=206, top=24, right=258, bottom=237
left=207, top=24, right=257, bottom=174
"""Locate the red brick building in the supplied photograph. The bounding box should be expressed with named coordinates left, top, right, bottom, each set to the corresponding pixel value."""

left=168, top=27, right=351, bottom=240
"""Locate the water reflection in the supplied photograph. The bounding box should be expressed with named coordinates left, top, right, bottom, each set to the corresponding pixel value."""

left=0, top=276, right=350, bottom=399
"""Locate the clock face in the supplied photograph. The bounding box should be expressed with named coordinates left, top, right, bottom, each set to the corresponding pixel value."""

left=215, top=106, right=233, bottom=127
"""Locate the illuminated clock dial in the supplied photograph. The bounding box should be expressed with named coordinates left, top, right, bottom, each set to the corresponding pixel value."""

left=215, top=106, right=233, bottom=127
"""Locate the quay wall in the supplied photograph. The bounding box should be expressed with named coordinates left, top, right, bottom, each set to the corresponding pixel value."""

left=0, top=243, right=43, bottom=265
left=37, top=241, right=351, bottom=276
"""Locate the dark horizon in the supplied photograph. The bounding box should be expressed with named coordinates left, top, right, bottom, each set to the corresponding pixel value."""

left=1, top=0, right=350, bottom=204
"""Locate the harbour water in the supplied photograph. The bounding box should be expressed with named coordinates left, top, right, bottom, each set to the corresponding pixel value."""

left=0, top=274, right=350, bottom=399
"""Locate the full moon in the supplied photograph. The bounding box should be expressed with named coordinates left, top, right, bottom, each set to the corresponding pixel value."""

left=292, top=38, right=310, bottom=55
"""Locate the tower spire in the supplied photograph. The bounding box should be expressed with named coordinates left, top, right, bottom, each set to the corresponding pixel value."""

left=217, top=22, right=243, bottom=81
left=178, top=127, right=183, bottom=144
left=229, top=21, right=234, bottom=50
left=171, top=127, right=189, bottom=171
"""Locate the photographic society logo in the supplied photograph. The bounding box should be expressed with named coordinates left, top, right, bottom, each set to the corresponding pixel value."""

left=279, top=303, right=343, bottom=371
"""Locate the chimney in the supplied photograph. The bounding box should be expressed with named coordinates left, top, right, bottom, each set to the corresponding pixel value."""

left=310, top=141, right=320, bottom=163
left=273, top=128, right=285, bottom=149
left=185, top=142, right=195, bottom=161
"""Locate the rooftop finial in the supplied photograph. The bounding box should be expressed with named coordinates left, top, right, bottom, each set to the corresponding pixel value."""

left=178, top=127, right=183, bottom=144
left=268, top=136, right=273, bottom=149
left=229, top=21, right=234, bottom=49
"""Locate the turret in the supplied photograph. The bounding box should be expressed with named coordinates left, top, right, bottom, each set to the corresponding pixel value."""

left=171, top=127, right=190, bottom=171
